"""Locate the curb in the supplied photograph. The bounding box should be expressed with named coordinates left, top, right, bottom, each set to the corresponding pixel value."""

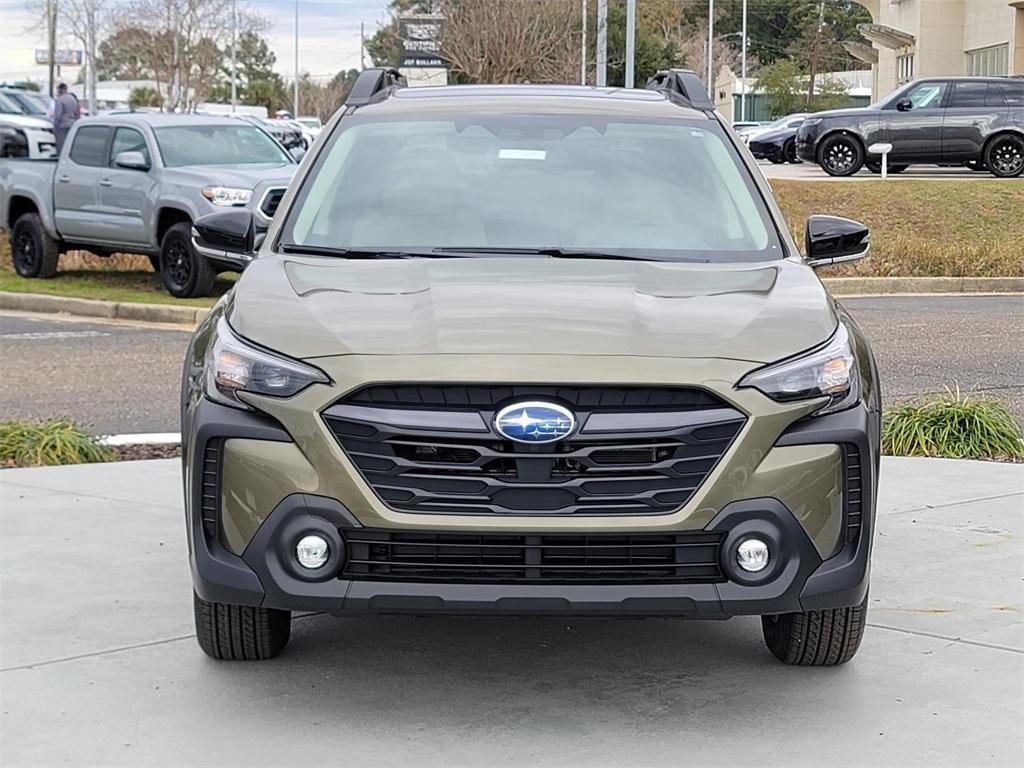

left=2, top=277, right=1022, bottom=325
left=99, top=432, right=182, bottom=446
left=0, top=291, right=210, bottom=325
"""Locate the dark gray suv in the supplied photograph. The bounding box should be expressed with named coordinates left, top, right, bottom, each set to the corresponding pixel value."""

left=797, top=76, right=1024, bottom=177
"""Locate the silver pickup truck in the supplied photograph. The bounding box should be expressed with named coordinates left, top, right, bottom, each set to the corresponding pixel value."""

left=0, top=113, right=295, bottom=297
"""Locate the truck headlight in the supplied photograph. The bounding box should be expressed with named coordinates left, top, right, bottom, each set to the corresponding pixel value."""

left=205, top=319, right=329, bottom=409
left=802, top=117, right=823, bottom=127
left=201, top=186, right=253, bottom=206
left=738, top=323, right=858, bottom=415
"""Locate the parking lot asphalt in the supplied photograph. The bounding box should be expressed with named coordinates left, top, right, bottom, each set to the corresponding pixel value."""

left=0, top=456, right=1021, bottom=767
left=2, top=293, right=1022, bottom=434
left=757, top=160, right=1011, bottom=181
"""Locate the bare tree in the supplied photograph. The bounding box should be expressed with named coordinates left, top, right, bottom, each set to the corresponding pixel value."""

left=26, top=0, right=112, bottom=112
left=439, top=0, right=581, bottom=84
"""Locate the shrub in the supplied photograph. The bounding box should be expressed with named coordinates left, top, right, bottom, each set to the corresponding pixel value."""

left=0, top=421, right=115, bottom=467
left=882, top=389, right=1024, bottom=461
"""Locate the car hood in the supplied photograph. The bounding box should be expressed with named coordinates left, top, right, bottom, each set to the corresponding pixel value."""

left=0, top=114, right=53, bottom=130
left=228, top=256, right=837, bottom=364
left=171, top=163, right=295, bottom=188
left=750, top=127, right=797, bottom=143
left=811, top=107, right=879, bottom=119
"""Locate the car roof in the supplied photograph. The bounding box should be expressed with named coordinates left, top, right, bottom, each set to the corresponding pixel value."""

left=80, top=113, right=247, bottom=128
left=359, top=84, right=710, bottom=120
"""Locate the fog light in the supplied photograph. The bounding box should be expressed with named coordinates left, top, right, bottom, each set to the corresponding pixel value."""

left=736, top=538, right=770, bottom=573
left=296, top=534, right=330, bottom=569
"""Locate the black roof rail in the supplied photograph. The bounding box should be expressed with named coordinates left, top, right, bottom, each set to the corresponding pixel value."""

left=345, top=67, right=407, bottom=107
left=645, top=69, right=714, bottom=110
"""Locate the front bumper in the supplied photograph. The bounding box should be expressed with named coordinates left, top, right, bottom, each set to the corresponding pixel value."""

left=186, top=398, right=876, bottom=618
left=796, top=125, right=821, bottom=163
left=748, top=140, right=784, bottom=162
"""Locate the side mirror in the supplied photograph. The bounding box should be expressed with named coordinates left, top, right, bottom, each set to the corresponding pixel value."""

left=895, top=97, right=913, bottom=112
left=192, top=209, right=264, bottom=265
left=805, top=215, right=869, bottom=267
left=114, top=150, right=150, bottom=170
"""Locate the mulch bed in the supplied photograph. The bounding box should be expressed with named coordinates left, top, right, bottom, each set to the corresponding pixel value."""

left=110, top=444, right=182, bottom=461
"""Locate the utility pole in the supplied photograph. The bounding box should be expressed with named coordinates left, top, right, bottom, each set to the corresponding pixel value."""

left=580, top=0, right=587, bottom=86
left=47, top=0, right=57, bottom=97
left=360, top=21, right=366, bottom=70
left=740, top=0, right=748, bottom=120
left=806, top=0, right=826, bottom=107
left=596, top=0, right=607, bottom=87
left=230, top=0, right=237, bottom=111
left=706, top=0, right=714, bottom=100
left=625, top=0, right=636, bottom=88
left=293, top=0, right=299, bottom=117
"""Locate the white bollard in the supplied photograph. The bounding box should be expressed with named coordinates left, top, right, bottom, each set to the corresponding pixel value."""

left=868, top=142, right=894, bottom=180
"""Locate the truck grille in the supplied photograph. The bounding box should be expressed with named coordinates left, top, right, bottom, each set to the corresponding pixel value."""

left=259, top=188, right=286, bottom=218
left=324, top=385, right=745, bottom=517
left=341, top=530, right=726, bottom=584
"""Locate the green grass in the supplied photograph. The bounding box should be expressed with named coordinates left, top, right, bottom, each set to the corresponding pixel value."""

left=0, top=421, right=116, bottom=468
left=882, top=389, right=1024, bottom=461
left=0, top=269, right=224, bottom=307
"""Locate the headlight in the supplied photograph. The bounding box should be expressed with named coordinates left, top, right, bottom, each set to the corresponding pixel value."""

left=205, top=319, right=329, bottom=409
left=802, top=117, right=823, bottom=127
left=200, top=186, right=253, bottom=206
left=738, top=323, right=858, bottom=416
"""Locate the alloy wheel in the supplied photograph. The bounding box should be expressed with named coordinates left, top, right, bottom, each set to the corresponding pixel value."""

left=824, top=140, right=856, bottom=174
left=989, top=138, right=1024, bottom=176
left=13, top=229, right=37, bottom=275
left=165, top=239, right=192, bottom=289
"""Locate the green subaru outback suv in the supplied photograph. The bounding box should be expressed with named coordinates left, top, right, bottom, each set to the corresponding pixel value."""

left=182, top=69, right=880, bottom=665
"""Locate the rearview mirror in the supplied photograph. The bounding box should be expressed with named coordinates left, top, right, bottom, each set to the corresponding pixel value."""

left=805, top=215, right=869, bottom=267
left=895, top=97, right=913, bottom=112
left=192, top=209, right=264, bottom=265
left=114, top=150, right=149, bottom=170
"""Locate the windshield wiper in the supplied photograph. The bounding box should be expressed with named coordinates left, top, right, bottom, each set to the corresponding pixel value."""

left=279, top=243, right=435, bottom=259
left=433, top=246, right=659, bottom=261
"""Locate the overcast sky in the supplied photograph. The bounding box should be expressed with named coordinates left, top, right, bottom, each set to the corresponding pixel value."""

left=0, top=0, right=390, bottom=85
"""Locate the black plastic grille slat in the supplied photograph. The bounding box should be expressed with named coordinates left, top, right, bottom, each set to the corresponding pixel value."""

left=342, top=530, right=726, bottom=584
left=200, top=438, right=223, bottom=539
left=844, top=444, right=863, bottom=542
left=326, top=385, right=744, bottom=517
left=260, top=188, right=286, bottom=217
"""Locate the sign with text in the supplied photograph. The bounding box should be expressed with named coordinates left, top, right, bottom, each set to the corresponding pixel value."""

left=399, top=15, right=446, bottom=69
left=35, top=49, right=84, bottom=66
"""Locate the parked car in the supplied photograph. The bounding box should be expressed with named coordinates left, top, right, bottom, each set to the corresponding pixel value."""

left=230, top=113, right=306, bottom=155
left=731, top=120, right=762, bottom=133
left=747, top=120, right=805, bottom=164
left=0, top=92, right=56, bottom=158
left=183, top=68, right=880, bottom=666
left=797, top=76, right=1024, bottom=177
left=0, top=87, right=54, bottom=119
left=0, top=113, right=295, bottom=297
left=740, top=113, right=808, bottom=145
left=295, top=115, right=323, bottom=135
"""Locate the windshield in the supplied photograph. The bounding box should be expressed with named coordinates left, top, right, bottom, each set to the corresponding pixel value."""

left=0, top=93, right=23, bottom=114
left=153, top=124, right=290, bottom=167
left=4, top=91, right=47, bottom=116
left=283, top=114, right=781, bottom=262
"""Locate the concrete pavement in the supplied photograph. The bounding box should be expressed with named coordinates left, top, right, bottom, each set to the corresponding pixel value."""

left=3, top=293, right=1023, bottom=434
left=1, top=456, right=1021, bottom=767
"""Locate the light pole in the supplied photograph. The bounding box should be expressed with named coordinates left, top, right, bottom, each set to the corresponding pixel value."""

left=741, top=0, right=748, bottom=121
left=706, top=0, right=714, bottom=99
left=580, top=0, right=587, bottom=86
left=293, top=0, right=299, bottom=117
left=230, top=0, right=237, bottom=112
left=625, top=0, right=636, bottom=88
left=596, top=0, right=607, bottom=87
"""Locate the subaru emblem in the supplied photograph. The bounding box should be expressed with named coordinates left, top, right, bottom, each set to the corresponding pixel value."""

left=493, top=401, right=576, bottom=443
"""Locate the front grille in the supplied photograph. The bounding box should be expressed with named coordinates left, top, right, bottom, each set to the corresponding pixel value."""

left=342, top=529, right=725, bottom=584
left=260, top=188, right=286, bottom=218
left=324, top=385, right=745, bottom=516
left=200, top=438, right=223, bottom=539
left=843, top=444, right=863, bottom=542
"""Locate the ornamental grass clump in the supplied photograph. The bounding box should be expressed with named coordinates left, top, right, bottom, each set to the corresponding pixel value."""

left=882, top=389, right=1024, bottom=461
left=0, top=421, right=115, bottom=467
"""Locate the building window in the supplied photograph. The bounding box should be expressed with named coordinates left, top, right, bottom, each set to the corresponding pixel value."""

left=897, top=54, right=914, bottom=85
left=966, top=44, right=1009, bottom=76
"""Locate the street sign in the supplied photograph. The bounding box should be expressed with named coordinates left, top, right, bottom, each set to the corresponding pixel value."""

left=35, top=49, right=84, bottom=66
left=399, top=15, right=446, bottom=68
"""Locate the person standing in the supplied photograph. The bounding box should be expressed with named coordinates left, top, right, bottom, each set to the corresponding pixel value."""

left=52, top=83, right=80, bottom=155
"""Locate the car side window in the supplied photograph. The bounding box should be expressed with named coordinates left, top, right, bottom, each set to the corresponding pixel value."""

left=949, top=82, right=1004, bottom=108
left=109, top=127, right=151, bottom=166
left=68, top=126, right=111, bottom=166
left=904, top=82, right=948, bottom=109
left=998, top=81, right=1024, bottom=107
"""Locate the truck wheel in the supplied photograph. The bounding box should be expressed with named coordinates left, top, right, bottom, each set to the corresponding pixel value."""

left=761, top=594, right=868, bottom=666
left=11, top=213, right=60, bottom=279
left=194, top=592, right=291, bottom=660
left=160, top=221, right=215, bottom=298
left=984, top=134, right=1024, bottom=178
left=818, top=134, right=864, bottom=176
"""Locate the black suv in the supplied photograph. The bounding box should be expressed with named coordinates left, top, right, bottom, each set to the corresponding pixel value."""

left=797, top=76, right=1024, bottom=177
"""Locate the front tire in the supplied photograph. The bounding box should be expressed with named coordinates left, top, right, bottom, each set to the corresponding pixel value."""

left=11, top=213, right=60, bottom=279
left=783, top=139, right=801, bottom=164
left=818, top=134, right=864, bottom=176
left=160, top=221, right=215, bottom=298
left=984, top=134, right=1024, bottom=178
left=194, top=592, right=291, bottom=660
left=761, top=594, right=868, bottom=666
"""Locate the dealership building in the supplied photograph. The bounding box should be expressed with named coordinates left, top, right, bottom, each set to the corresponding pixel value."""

left=850, top=0, right=1024, bottom=99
